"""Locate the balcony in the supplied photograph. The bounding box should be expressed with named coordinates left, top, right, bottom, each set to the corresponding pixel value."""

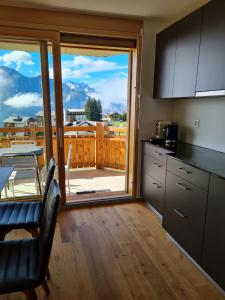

left=0, top=122, right=127, bottom=200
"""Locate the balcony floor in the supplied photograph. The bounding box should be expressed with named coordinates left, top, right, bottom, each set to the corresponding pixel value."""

left=1, top=168, right=126, bottom=201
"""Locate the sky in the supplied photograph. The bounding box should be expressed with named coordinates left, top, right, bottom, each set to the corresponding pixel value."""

left=0, top=49, right=129, bottom=112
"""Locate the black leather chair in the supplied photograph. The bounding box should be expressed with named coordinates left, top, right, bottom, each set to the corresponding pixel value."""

left=0, top=179, right=60, bottom=300
left=0, top=157, right=56, bottom=241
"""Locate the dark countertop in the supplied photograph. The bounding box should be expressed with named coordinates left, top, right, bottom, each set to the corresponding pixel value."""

left=144, top=140, right=225, bottom=179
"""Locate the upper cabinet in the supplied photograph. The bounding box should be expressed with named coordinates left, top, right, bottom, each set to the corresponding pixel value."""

left=153, top=0, right=225, bottom=99
left=196, top=0, right=225, bottom=92
left=173, top=10, right=202, bottom=98
left=153, top=26, right=177, bottom=99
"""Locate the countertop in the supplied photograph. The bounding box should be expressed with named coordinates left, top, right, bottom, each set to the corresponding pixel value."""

left=144, top=140, right=225, bottom=179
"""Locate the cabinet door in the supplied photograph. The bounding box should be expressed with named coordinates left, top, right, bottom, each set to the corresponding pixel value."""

left=142, top=172, right=165, bottom=214
left=154, top=25, right=177, bottom=99
left=173, top=10, right=202, bottom=97
left=196, top=0, right=225, bottom=92
left=163, top=171, right=207, bottom=262
left=202, top=175, right=225, bottom=290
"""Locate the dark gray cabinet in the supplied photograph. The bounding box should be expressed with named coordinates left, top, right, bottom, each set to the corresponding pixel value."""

left=163, top=171, right=207, bottom=262
left=196, top=0, right=225, bottom=92
left=202, top=175, right=225, bottom=290
left=142, top=172, right=165, bottom=214
left=173, top=10, right=202, bottom=98
left=153, top=25, right=177, bottom=99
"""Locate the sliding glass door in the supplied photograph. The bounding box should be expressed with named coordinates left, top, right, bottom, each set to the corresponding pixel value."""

left=0, top=27, right=64, bottom=201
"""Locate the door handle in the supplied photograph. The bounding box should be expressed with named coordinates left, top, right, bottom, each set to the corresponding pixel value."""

left=58, top=127, right=63, bottom=149
left=152, top=162, right=163, bottom=168
left=176, top=182, right=190, bottom=191
left=174, top=209, right=187, bottom=218
left=152, top=182, right=161, bottom=189
left=178, top=167, right=192, bottom=174
left=154, top=151, right=163, bottom=156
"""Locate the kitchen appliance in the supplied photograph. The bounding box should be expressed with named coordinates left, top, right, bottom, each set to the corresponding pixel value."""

left=155, top=120, right=172, bottom=141
left=163, top=123, right=178, bottom=145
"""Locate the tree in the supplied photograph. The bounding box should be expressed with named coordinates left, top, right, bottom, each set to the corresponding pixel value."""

left=85, top=98, right=102, bottom=121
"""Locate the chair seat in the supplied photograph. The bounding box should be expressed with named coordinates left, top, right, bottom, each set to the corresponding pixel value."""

left=0, top=238, right=41, bottom=294
left=0, top=201, right=43, bottom=230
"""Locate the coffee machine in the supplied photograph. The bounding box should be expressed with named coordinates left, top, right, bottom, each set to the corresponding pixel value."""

left=163, top=123, right=178, bottom=145
left=155, top=120, right=172, bottom=141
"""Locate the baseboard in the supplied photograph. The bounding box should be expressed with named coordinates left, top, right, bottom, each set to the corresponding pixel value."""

left=167, top=234, right=225, bottom=297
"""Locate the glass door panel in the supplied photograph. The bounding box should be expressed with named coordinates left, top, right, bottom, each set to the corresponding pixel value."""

left=0, top=39, right=52, bottom=199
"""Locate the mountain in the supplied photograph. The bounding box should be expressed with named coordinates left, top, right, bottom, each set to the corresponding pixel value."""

left=0, top=66, right=95, bottom=125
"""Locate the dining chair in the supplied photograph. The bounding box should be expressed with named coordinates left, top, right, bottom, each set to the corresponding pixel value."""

left=0, top=179, right=60, bottom=300
left=0, top=157, right=56, bottom=241
left=65, top=143, right=73, bottom=193
left=1, top=152, right=42, bottom=196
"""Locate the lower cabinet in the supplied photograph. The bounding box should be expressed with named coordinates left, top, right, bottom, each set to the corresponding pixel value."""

left=202, top=175, right=225, bottom=290
left=163, top=171, right=207, bottom=263
left=142, top=172, right=165, bottom=214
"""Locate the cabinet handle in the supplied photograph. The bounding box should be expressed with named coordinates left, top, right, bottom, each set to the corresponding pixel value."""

left=174, top=209, right=187, bottom=218
left=154, top=151, right=163, bottom=156
left=176, top=182, right=190, bottom=191
left=178, top=167, right=192, bottom=174
left=152, top=182, right=161, bottom=189
left=152, top=162, right=163, bottom=168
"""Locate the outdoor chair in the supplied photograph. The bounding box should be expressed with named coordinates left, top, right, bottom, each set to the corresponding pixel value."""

left=1, top=152, right=42, bottom=196
left=0, top=157, right=56, bottom=241
left=0, top=179, right=60, bottom=300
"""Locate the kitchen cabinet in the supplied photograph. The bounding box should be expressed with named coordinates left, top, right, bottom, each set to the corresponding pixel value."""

left=142, top=143, right=171, bottom=215
left=163, top=170, right=207, bottom=262
left=153, top=25, right=177, bottom=99
left=196, top=0, right=225, bottom=92
left=202, top=175, right=225, bottom=290
left=173, top=10, right=202, bottom=98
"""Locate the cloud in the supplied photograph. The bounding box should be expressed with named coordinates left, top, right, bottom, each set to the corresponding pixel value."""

left=0, top=51, right=34, bottom=70
left=0, top=69, right=12, bottom=90
left=4, top=93, right=42, bottom=108
left=57, top=56, right=128, bottom=80
left=88, top=76, right=128, bottom=112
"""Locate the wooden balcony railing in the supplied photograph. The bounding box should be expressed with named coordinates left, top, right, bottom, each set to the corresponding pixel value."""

left=0, top=122, right=127, bottom=170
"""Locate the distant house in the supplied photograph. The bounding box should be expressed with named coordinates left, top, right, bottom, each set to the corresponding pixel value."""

left=2, top=116, right=36, bottom=128
left=64, top=120, right=95, bottom=136
left=36, top=111, right=56, bottom=127
left=64, top=109, right=86, bottom=123
left=2, top=115, right=36, bottom=137
left=104, top=112, right=121, bottom=122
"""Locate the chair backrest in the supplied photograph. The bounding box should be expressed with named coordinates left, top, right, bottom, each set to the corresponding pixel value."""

left=1, top=153, right=37, bottom=170
left=43, top=157, right=56, bottom=204
left=66, top=143, right=73, bottom=169
left=11, top=140, right=36, bottom=147
left=39, top=179, right=60, bottom=279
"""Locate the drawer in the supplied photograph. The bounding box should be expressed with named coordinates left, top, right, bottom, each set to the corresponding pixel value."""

left=142, top=172, right=165, bottom=214
left=167, top=156, right=210, bottom=191
left=143, top=143, right=171, bottom=164
left=163, top=171, right=207, bottom=262
left=143, top=153, right=166, bottom=183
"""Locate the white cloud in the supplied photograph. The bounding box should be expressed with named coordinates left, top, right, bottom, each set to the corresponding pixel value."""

left=58, top=56, right=128, bottom=80
left=88, top=77, right=128, bottom=112
left=0, top=69, right=12, bottom=90
left=0, top=51, right=34, bottom=70
left=4, top=93, right=42, bottom=108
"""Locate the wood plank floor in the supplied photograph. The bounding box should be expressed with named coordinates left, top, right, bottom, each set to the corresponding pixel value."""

left=1, top=202, right=224, bottom=300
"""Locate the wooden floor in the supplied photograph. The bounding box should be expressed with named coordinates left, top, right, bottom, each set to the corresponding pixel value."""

left=1, top=202, right=224, bottom=300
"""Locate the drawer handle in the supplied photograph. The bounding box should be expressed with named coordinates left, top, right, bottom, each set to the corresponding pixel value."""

left=174, top=209, right=187, bottom=219
left=154, top=151, right=163, bottom=156
left=178, top=167, right=192, bottom=174
left=152, top=162, right=163, bottom=168
left=152, top=182, right=161, bottom=189
left=176, top=182, right=190, bottom=191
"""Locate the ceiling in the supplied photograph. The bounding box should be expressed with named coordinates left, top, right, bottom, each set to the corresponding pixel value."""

left=0, top=0, right=209, bottom=20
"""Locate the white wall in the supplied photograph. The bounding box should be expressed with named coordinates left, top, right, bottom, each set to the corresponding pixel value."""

left=173, top=98, right=225, bottom=152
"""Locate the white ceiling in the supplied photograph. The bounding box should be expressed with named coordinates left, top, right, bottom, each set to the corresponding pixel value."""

left=0, top=0, right=209, bottom=20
